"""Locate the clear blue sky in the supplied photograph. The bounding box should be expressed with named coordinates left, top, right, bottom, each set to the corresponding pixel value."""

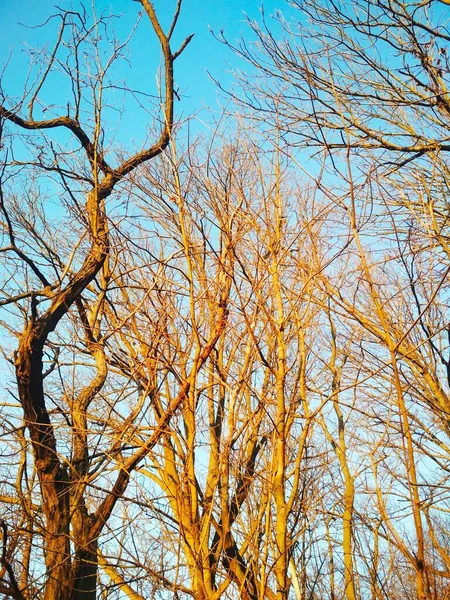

left=0, top=0, right=290, bottom=141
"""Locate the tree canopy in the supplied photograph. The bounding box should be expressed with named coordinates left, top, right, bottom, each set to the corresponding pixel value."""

left=1, top=1, right=450, bottom=599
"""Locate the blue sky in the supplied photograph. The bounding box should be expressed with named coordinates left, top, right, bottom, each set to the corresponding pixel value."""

left=0, top=0, right=289, bottom=138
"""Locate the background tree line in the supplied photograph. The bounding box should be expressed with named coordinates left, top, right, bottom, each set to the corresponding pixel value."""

left=0, top=0, right=450, bottom=599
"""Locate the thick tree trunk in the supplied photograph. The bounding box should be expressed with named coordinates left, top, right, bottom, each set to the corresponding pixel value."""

left=71, top=544, right=98, bottom=600
left=14, top=240, right=108, bottom=599
left=15, top=332, right=72, bottom=600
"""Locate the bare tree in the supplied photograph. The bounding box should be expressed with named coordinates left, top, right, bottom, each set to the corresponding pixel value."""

left=217, top=1, right=450, bottom=598
left=90, top=133, right=340, bottom=600
left=0, top=2, right=192, bottom=598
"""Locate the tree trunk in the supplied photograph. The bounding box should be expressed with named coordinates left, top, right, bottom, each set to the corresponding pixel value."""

left=71, top=543, right=98, bottom=600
